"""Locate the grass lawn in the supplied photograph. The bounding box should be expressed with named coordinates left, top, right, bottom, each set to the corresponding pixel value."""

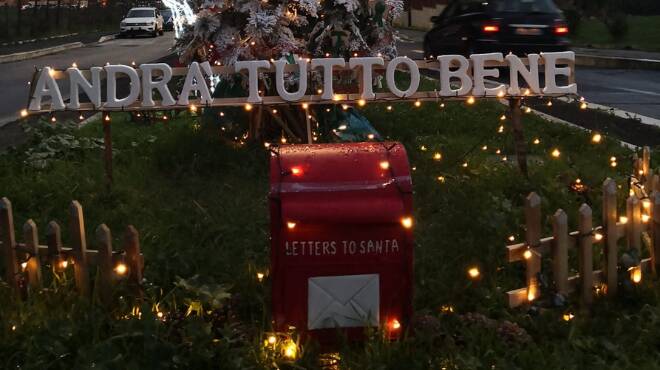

left=1, top=99, right=660, bottom=369
left=572, top=15, right=660, bottom=52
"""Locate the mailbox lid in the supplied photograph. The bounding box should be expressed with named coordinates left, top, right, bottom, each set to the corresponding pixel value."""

left=269, top=142, right=413, bottom=224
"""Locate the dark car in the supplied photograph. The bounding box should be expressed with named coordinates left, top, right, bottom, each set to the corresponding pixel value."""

left=161, top=8, right=174, bottom=31
left=423, top=0, right=569, bottom=57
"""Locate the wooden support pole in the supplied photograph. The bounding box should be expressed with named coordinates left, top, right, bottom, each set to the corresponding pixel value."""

left=103, top=113, right=113, bottom=186
left=96, top=224, right=114, bottom=305
left=124, top=225, right=143, bottom=299
left=602, top=178, right=618, bottom=295
left=627, top=195, right=642, bottom=252
left=651, top=191, right=660, bottom=274
left=23, top=219, right=42, bottom=290
left=70, top=200, right=89, bottom=296
left=552, top=209, right=569, bottom=296
left=509, top=97, right=528, bottom=176
left=578, top=204, right=594, bottom=306
left=525, top=192, right=541, bottom=302
left=0, top=198, right=20, bottom=295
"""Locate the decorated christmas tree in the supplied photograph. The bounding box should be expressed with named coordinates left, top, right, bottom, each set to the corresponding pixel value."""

left=174, top=0, right=403, bottom=143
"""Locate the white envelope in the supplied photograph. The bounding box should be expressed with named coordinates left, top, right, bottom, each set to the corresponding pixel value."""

left=308, top=274, right=380, bottom=330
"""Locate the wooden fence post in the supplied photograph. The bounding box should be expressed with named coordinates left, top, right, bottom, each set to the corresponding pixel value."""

left=1, top=198, right=20, bottom=294
left=525, top=192, right=541, bottom=301
left=46, top=221, right=63, bottom=270
left=552, top=209, right=569, bottom=296
left=70, top=201, right=89, bottom=296
left=602, top=178, right=618, bottom=295
left=23, top=219, right=42, bottom=290
left=124, top=225, right=143, bottom=299
left=578, top=204, right=594, bottom=306
left=627, top=195, right=642, bottom=253
left=651, top=191, right=660, bottom=275
left=96, top=224, right=114, bottom=305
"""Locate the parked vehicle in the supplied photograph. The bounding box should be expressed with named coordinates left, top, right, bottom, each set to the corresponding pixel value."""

left=423, top=0, right=570, bottom=57
left=161, top=8, right=174, bottom=31
left=119, top=7, right=164, bottom=38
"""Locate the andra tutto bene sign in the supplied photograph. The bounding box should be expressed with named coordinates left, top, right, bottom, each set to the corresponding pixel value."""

left=27, top=51, right=577, bottom=112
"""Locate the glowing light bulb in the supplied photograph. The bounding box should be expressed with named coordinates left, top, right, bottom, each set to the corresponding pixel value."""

left=482, top=145, right=488, bottom=151
left=594, top=233, right=603, bottom=241
left=267, top=335, right=277, bottom=345
left=466, top=96, right=475, bottom=105
left=462, top=162, right=468, bottom=168
left=642, top=214, right=650, bottom=223
left=498, top=125, right=504, bottom=133
left=51, top=116, right=56, bottom=122
left=497, top=90, right=505, bottom=98
left=105, top=115, right=110, bottom=122
left=379, top=161, right=390, bottom=170
left=619, top=216, right=628, bottom=224
left=500, top=114, right=506, bottom=120
left=287, top=222, right=296, bottom=229
left=317, top=89, right=323, bottom=94
left=283, top=341, right=297, bottom=359
left=332, top=94, right=341, bottom=101
left=389, top=319, right=401, bottom=330
left=547, top=100, right=553, bottom=106
left=189, top=104, right=197, bottom=113
left=386, top=105, right=393, bottom=111
left=629, top=266, right=642, bottom=283
left=437, top=176, right=445, bottom=183
left=420, top=145, right=427, bottom=151
left=21, top=261, right=28, bottom=270
left=256, top=272, right=265, bottom=282
left=433, top=152, right=442, bottom=161
left=401, top=217, right=413, bottom=229
left=591, top=133, right=601, bottom=143
left=115, top=263, right=128, bottom=275
left=367, top=134, right=375, bottom=140
left=551, top=149, right=561, bottom=158
left=563, top=313, right=574, bottom=321
left=643, top=200, right=651, bottom=209
left=580, top=102, right=588, bottom=110
left=290, top=167, right=302, bottom=175
left=508, top=235, right=515, bottom=242
left=272, top=109, right=278, bottom=114
left=357, top=99, right=366, bottom=107
left=414, top=100, right=421, bottom=108
left=533, top=138, right=540, bottom=145
left=79, top=114, right=84, bottom=120
left=20, top=109, right=28, bottom=118
left=610, top=161, right=617, bottom=168
left=523, top=250, right=533, bottom=260
left=59, top=260, right=69, bottom=269
left=244, top=103, right=253, bottom=111
left=281, top=137, right=287, bottom=144
left=468, top=267, right=480, bottom=279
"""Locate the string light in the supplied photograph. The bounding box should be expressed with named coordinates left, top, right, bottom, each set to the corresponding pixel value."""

left=524, top=106, right=532, bottom=113
left=591, top=133, right=602, bottom=143
left=389, top=319, right=401, bottom=330
left=523, top=250, right=533, bottom=260
left=21, top=261, right=28, bottom=270
left=498, top=125, right=504, bottom=133
left=642, top=214, right=650, bottom=223
left=79, top=114, right=84, bottom=120
left=189, top=104, right=197, bottom=113
left=367, top=134, right=375, bottom=140
left=508, top=235, right=515, bottom=242
left=357, top=99, right=366, bottom=107
left=115, top=263, right=128, bottom=275
left=500, top=114, right=506, bottom=120
left=533, top=138, right=540, bottom=145
left=551, top=148, right=561, bottom=158
left=287, top=222, right=296, bottom=229
left=20, top=109, right=28, bottom=118
left=272, top=109, right=278, bottom=114
left=437, top=176, right=445, bottom=183
left=495, top=149, right=501, bottom=154
left=439, top=103, right=445, bottom=108
left=594, top=232, right=603, bottom=241
left=562, top=312, right=574, bottom=321
left=290, top=167, right=302, bottom=175
left=51, top=116, right=57, bottom=123
left=482, top=145, right=488, bottom=151
left=462, top=162, right=468, bottom=168
left=104, top=114, right=110, bottom=122
left=467, top=267, right=480, bottom=279
left=379, top=161, right=390, bottom=170
left=257, top=272, right=265, bottom=282
left=420, top=145, right=427, bottom=151
left=401, top=217, right=413, bottom=229
left=433, top=152, right=442, bottom=161
left=466, top=96, right=475, bottom=105
left=547, top=100, right=553, bottom=107
left=629, top=266, right=642, bottom=283
left=619, top=216, right=628, bottom=224
left=386, top=105, right=393, bottom=111
left=414, top=100, right=421, bottom=108
left=283, top=340, right=297, bottom=359
left=643, top=200, right=651, bottom=210
left=244, top=103, right=253, bottom=111
left=59, top=259, right=69, bottom=269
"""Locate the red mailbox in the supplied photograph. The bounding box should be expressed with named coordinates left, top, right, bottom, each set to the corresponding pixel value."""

left=269, top=142, right=414, bottom=343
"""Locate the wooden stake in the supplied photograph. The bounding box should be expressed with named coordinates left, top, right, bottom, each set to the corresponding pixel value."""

left=525, top=192, right=541, bottom=301
left=602, top=178, right=618, bottom=295
left=70, top=200, right=89, bottom=296
left=0, top=198, right=20, bottom=295
left=103, top=114, right=113, bottom=186
left=552, top=209, right=569, bottom=295
left=509, top=97, right=528, bottom=176
left=578, top=204, right=594, bottom=306
left=23, top=219, right=42, bottom=290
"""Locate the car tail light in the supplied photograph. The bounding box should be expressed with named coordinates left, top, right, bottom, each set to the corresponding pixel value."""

left=554, top=24, right=569, bottom=35
left=482, top=23, right=500, bottom=33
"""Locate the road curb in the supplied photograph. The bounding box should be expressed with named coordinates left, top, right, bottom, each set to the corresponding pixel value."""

left=575, top=54, right=660, bottom=70
left=98, top=34, right=117, bottom=43
left=0, top=42, right=84, bottom=64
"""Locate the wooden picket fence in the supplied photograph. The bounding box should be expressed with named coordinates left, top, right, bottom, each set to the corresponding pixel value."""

left=506, top=147, right=660, bottom=308
left=0, top=197, right=143, bottom=303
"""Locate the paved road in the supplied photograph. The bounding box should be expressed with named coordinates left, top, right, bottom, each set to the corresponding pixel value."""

left=0, top=33, right=175, bottom=126
left=397, top=35, right=660, bottom=120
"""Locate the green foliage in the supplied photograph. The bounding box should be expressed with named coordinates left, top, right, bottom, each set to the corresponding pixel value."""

left=0, top=105, right=658, bottom=368
left=571, top=15, right=660, bottom=51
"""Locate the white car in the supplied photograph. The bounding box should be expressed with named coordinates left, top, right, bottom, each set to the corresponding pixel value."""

left=120, top=7, right=164, bottom=38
